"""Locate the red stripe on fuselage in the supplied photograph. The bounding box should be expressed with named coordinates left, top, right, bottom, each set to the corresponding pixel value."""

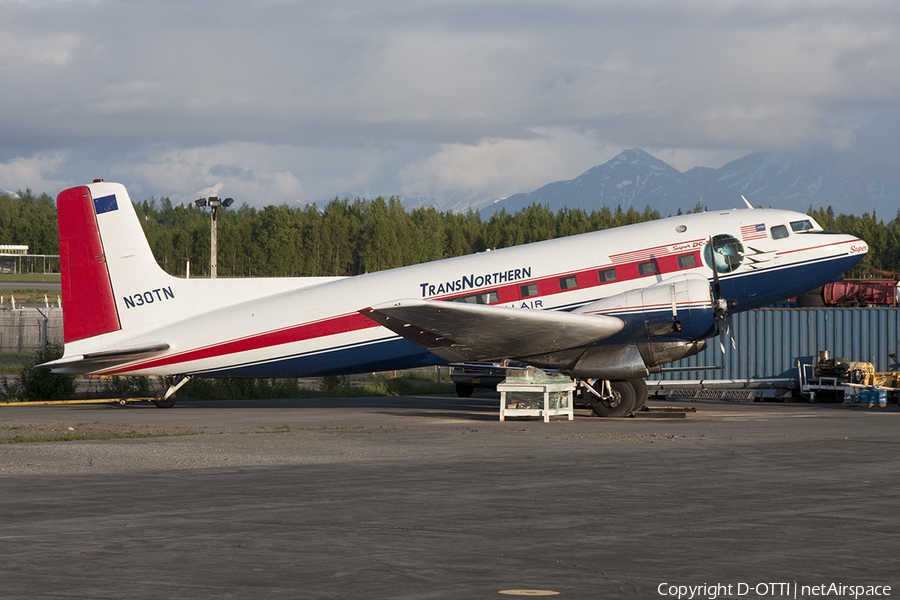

left=434, top=249, right=705, bottom=305
left=775, top=237, right=863, bottom=256
left=103, top=312, right=381, bottom=374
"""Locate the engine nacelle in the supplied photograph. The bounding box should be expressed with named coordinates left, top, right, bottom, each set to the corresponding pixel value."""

left=574, top=273, right=717, bottom=343
left=520, top=274, right=716, bottom=379
left=523, top=339, right=708, bottom=380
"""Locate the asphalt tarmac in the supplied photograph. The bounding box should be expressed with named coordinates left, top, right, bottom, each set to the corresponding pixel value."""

left=1, top=395, right=898, bottom=599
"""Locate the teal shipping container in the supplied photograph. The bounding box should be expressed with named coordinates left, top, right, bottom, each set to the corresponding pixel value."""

left=651, top=308, right=900, bottom=381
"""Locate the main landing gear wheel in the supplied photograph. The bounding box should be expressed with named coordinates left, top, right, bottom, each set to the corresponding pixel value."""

left=455, top=383, right=474, bottom=398
left=629, top=378, right=648, bottom=412
left=589, top=380, right=636, bottom=418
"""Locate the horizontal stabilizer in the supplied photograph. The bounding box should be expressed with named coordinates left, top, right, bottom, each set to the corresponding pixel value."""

left=361, top=299, right=624, bottom=363
left=38, top=343, right=170, bottom=374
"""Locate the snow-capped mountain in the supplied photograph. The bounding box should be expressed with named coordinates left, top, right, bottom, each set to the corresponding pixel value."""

left=482, top=149, right=700, bottom=216
left=481, top=149, right=900, bottom=218
left=701, top=150, right=899, bottom=216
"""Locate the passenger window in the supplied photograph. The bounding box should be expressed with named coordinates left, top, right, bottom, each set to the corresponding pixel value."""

left=638, top=261, right=657, bottom=276
left=770, top=225, right=789, bottom=240
left=677, top=254, right=697, bottom=268
left=559, top=276, right=577, bottom=290
left=520, top=283, right=538, bottom=298
left=598, top=268, right=617, bottom=282
left=447, top=291, right=499, bottom=304
left=790, top=220, right=813, bottom=232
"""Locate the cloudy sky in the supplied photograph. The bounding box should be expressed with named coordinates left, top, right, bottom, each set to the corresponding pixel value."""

left=2, top=0, right=900, bottom=208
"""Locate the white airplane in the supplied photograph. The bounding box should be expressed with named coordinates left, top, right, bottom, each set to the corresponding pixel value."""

left=41, top=180, right=868, bottom=415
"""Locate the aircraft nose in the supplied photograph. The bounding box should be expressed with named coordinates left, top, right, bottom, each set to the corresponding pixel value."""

left=834, top=232, right=869, bottom=276
left=844, top=234, right=868, bottom=258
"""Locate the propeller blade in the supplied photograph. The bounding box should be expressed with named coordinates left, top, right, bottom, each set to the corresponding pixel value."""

left=725, top=313, right=735, bottom=350
left=709, top=237, right=737, bottom=354
left=708, top=236, right=726, bottom=303
left=709, top=239, right=719, bottom=295
left=715, top=307, right=736, bottom=354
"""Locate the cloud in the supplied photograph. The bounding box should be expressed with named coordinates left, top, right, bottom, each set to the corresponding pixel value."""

left=0, top=30, right=80, bottom=69
left=398, top=128, right=620, bottom=199
left=0, top=152, right=70, bottom=195
left=2, top=0, right=900, bottom=205
left=110, top=143, right=304, bottom=206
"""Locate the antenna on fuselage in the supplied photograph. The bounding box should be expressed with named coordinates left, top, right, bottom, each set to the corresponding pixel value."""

left=741, top=195, right=753, bottom=210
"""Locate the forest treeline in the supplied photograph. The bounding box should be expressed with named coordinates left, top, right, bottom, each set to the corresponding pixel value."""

left=132, top=196, right=666, bottom=278
left=1, top=188, right=898, bottom=279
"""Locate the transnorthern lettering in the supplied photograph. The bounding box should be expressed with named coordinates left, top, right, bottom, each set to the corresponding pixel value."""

left=420, top=267, right=532, bottom=298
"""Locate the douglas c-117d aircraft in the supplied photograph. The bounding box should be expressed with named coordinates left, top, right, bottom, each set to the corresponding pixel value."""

left=41, top=181, right=868, bottom=415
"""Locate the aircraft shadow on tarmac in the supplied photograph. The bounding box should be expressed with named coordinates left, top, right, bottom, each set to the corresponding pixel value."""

left=118, top=394, right=503, bottom=414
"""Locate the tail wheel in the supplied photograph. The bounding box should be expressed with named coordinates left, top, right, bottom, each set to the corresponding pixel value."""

left=152, top=374, right=191, bottom=408
left=628, top=378, right=648, bottom=411
left=589, top=380, right=636, bottom=418
left=153, top=389, right=177, bottom=409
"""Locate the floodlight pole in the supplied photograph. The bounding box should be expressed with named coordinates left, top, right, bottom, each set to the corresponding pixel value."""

left=195, top=196, right=234, bottom=279
left=210, top=203, right=218, bottom=279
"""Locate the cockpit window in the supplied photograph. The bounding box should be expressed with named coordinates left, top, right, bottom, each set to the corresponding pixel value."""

left=790, top=219, right=813, bottom=232
left=771, top=225, right=789, bottom=240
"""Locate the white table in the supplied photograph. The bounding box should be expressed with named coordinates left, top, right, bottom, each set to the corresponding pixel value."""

left=497, top=381, right=575, bottom=422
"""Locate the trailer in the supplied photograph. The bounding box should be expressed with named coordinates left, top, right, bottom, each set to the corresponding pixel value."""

left=647, top=378, right=796, bottom=402
left=796, top=351, right=900, bottom=403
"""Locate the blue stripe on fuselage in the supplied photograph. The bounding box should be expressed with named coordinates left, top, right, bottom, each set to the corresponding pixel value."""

left=717, top=252, right=861, bottom=310
left=193, top=337, right=444, bottom=378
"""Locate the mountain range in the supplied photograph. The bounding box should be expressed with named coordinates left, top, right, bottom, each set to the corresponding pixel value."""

left=478, top=148, right=900, bottom=218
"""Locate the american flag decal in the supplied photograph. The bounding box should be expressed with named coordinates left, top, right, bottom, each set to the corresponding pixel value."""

left=740, top=223, right=767, bottom=241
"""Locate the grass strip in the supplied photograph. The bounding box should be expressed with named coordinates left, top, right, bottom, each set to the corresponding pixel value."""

left=0, top=429, right=200, bottom=444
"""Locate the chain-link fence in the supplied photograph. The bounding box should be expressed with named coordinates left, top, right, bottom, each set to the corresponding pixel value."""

left=0, top=308, right=64, bottom=354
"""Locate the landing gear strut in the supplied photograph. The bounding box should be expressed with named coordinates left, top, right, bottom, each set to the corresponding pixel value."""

left=153, top=375, right=192, bottom=408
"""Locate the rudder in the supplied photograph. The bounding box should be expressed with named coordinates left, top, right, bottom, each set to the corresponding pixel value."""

left=57, top=186, right=121, bottom=342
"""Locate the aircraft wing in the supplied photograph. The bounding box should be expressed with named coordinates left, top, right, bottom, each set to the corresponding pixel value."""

left=360, top=299, right=624, bottom=363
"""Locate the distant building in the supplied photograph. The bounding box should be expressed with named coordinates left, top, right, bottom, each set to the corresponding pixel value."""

left=0, top=245, right=30, bottom=274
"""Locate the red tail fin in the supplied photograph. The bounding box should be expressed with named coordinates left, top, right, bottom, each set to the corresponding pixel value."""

left=57, top=186, right=121, bottom=342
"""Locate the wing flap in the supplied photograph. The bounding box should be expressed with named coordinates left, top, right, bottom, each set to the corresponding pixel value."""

left=360, top=299, right=624, bottom=362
